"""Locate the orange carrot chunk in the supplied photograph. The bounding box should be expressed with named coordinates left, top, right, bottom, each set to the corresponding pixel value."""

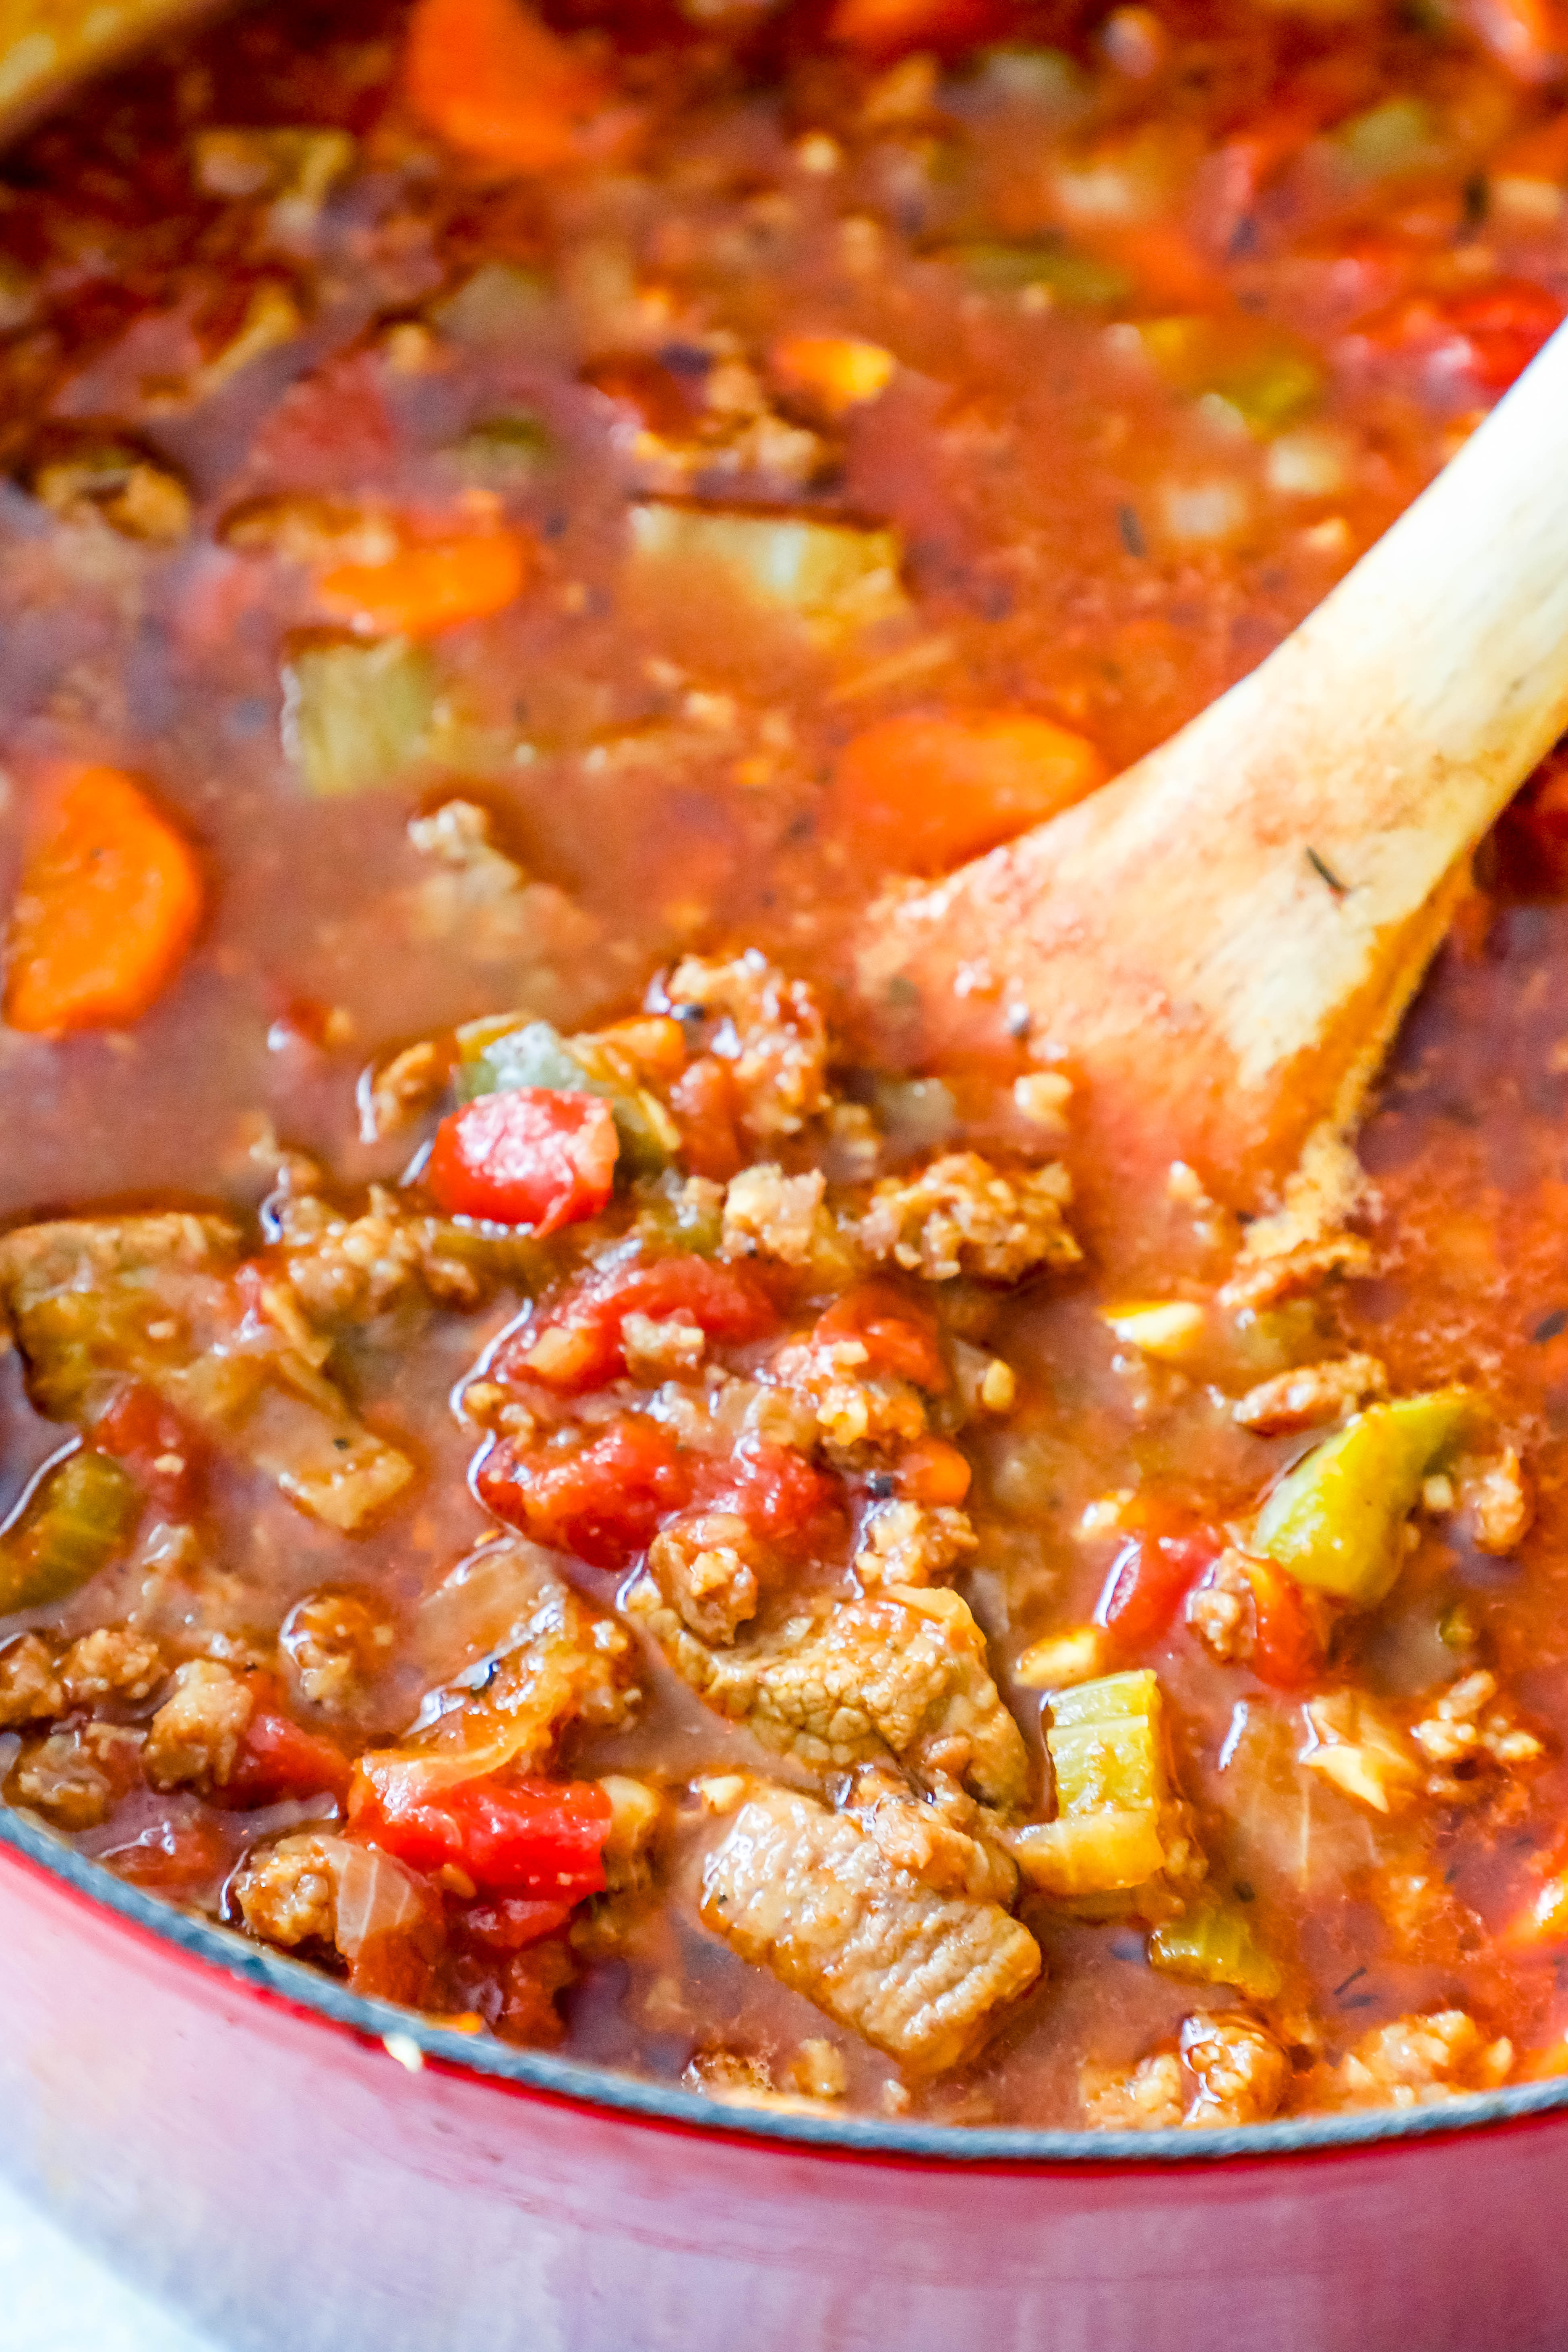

left=405, top=0, right=620, bottom=173
left=830, top=709, right=1108, bottom=876
left=6, top=765, right=203, bottom=1034
left=316, top=529, right=530, bottom=637
left=770, top=333, right=896, bottom=417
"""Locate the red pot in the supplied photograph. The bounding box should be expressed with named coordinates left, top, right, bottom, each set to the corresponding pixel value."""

left=2, top=1808, right=1566, bottom=2351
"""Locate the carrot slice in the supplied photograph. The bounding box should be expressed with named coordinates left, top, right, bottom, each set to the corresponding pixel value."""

left=830, top=709, right=1108, bottom=876
left=405, top=0, right=619, bottom=172
left=770, top=333, right=896, bottom=417
left=6, top=765, right=203, bottom=1034
left=315, top=529, right=530, bottom=637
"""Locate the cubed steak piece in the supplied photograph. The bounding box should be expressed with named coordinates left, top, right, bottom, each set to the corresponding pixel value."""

left=701, top=1782, right=1041, bottom=2073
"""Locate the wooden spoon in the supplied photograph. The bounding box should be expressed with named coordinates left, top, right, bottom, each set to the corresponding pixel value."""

left=0, top=0, right=214, bottom=143
left=852, top=322, right=1568, bottom=1258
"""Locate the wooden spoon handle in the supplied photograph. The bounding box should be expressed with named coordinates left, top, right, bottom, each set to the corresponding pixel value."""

left=0, top=0, right=214, bottom=142
left=853, top=323, right=1568, bottom=1247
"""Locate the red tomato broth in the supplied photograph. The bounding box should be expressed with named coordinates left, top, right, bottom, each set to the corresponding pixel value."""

left=1, top=0, right=1568, bottom=2124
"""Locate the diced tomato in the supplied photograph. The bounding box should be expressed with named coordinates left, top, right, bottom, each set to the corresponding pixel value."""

left=92, top=1381, right=199, bottom=1512
left=1097, top=1510, right=1224, bottom=1652
left=501, top=1254, right=776, bottom=1394
left=827, top=0, right=1004, bottom=60
left=1349, top=281, right=1564, bottom=397
left=694, top=1438, right=839, bottom=1547
left=668, top=1054, right=744, bottom=1181
left=477, top=1413, right=693, bottom=1567
left=459, top=1894, right=575, bottom=1951
left=813, top=1282, right=947, bottom=1393
left=223, top=1705, right=353, bottom=1808
left=424, top=1088, right=618, bottom=1232
left=351, top=1758, right=611, bottom=1901
left=1245, top=1556, right=1324, bottom=1690
left=897, top=1434, right=973, bottom=1506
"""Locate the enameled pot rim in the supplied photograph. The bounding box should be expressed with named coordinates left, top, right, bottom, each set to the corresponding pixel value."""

left=8, top=1800, right=1568, bottom=2167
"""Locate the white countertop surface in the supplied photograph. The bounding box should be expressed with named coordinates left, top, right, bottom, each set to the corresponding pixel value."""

left=0, top=2173, right=215, bottom=2352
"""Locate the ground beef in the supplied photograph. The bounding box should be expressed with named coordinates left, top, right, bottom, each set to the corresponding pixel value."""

left=143, top=1660, right=254, bottom=1791
left=860, top=1153, right=1080, bottom=1284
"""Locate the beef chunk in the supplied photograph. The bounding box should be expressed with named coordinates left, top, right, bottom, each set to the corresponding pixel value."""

left=701, top=1781, right=1040, bottom=2073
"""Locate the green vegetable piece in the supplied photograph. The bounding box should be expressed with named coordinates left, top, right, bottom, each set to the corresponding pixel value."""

left=0, top=1449, right=139, bottom=1611
left=627, top=503, right=908, bottom=633
left=1148, top=1902, right=1282, bottom=2002
left=431, top=261, right=556, bottom=348
left=457, top=1017, right=591, bottom=1103
left=1330, top=96, right=1442, bottom=185
left=633, top=1171, right=724, bottom=1258
left=1253, top=1388, right=1477, bottom=1606
left=282, top=636, right=436, bottom=797
left=449, top=412, right=552, bottom=486
left=972, top=44, right=1090, bottom=115
left=1049, top=1669, right=1164, bottom=1814
left=1139, top=316, right=1322, bottom=437
left=946, top=240, right=1132, bottom=306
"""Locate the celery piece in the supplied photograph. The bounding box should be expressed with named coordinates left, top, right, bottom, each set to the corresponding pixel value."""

left=1253, top=1388, right=1476, bottom=1606
left=1012, top=1808, right=1166, bottom=1897
left=0, top=1450, right=139, bottom=1611
left=946, top=240, right=1132, bottom=306
left=457, top=1018, right=590, bottom=1103
left=431, top=262, right=556, bottom=349
left=971, top=45, right=1090, bottom=116
left=1149, top=1903, right=1282, bottom=2001
left=282, top=636, right=436, bottom=796
left=448, top=412, right=552, bottom=487
left=1139, top=316, right=1322, bottom=437
left=1329, top=96, right=1443, bottom=185
left=634, top=1171, right=724, bottom=1257
left=627, top=503, right=908, bottom=632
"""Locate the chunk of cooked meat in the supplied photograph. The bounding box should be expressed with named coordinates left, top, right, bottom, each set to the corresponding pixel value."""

left=1180, top=2013, right=1291, bottom=2127
left=1219, top=1233, right=1371, bottom=1313
left=0, top=1213, right=413, bottom=1532
left=1409, top=1669, right=1543, bottom=1798
left=647, top=1511, right=767, bottom=1643
left=661, top=951, right=830, bottom=1140
left=769, top=1334, right=928, bottom=1462
left=630, top=1578, right=1028, bottom=1806
left=1080, top=2050, right=1187, bottom=2130
left=1185, top=1548, right=1257, bottom=1663
left=0, top=1634, right=64, bottom=1727
left=281, top=1589, right=395, bottom=1714
left=1233, top=1353, right=1388, bottom=1435
left=232, top=1830, right=439, bottom=1980
left=362, top=1039, right=449, bottom=1140
left=143, top=1659, right=254, bottom=1791
left=1334, top=2009, right=1513, bottom=2108
left=854, top=1499, right=976, bottom=1589
left=701, top=1781, right=1040, bottom=2073
left=860, top=1153, right=1080, bottom=1284
left=271, top=1188, right=502, bottom=1319
left=232, top=1831, right=340, bottom=1947
left=9, top=1720, right=141, bottom=1830
left=721, top=1165, right=830, bottom=1268
left=1082, top=2014, right=1290, bottom=2129
left=59, top=1626, right=164, bottom=1707
left=1456, top=1446, right=1532, bottom=1556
